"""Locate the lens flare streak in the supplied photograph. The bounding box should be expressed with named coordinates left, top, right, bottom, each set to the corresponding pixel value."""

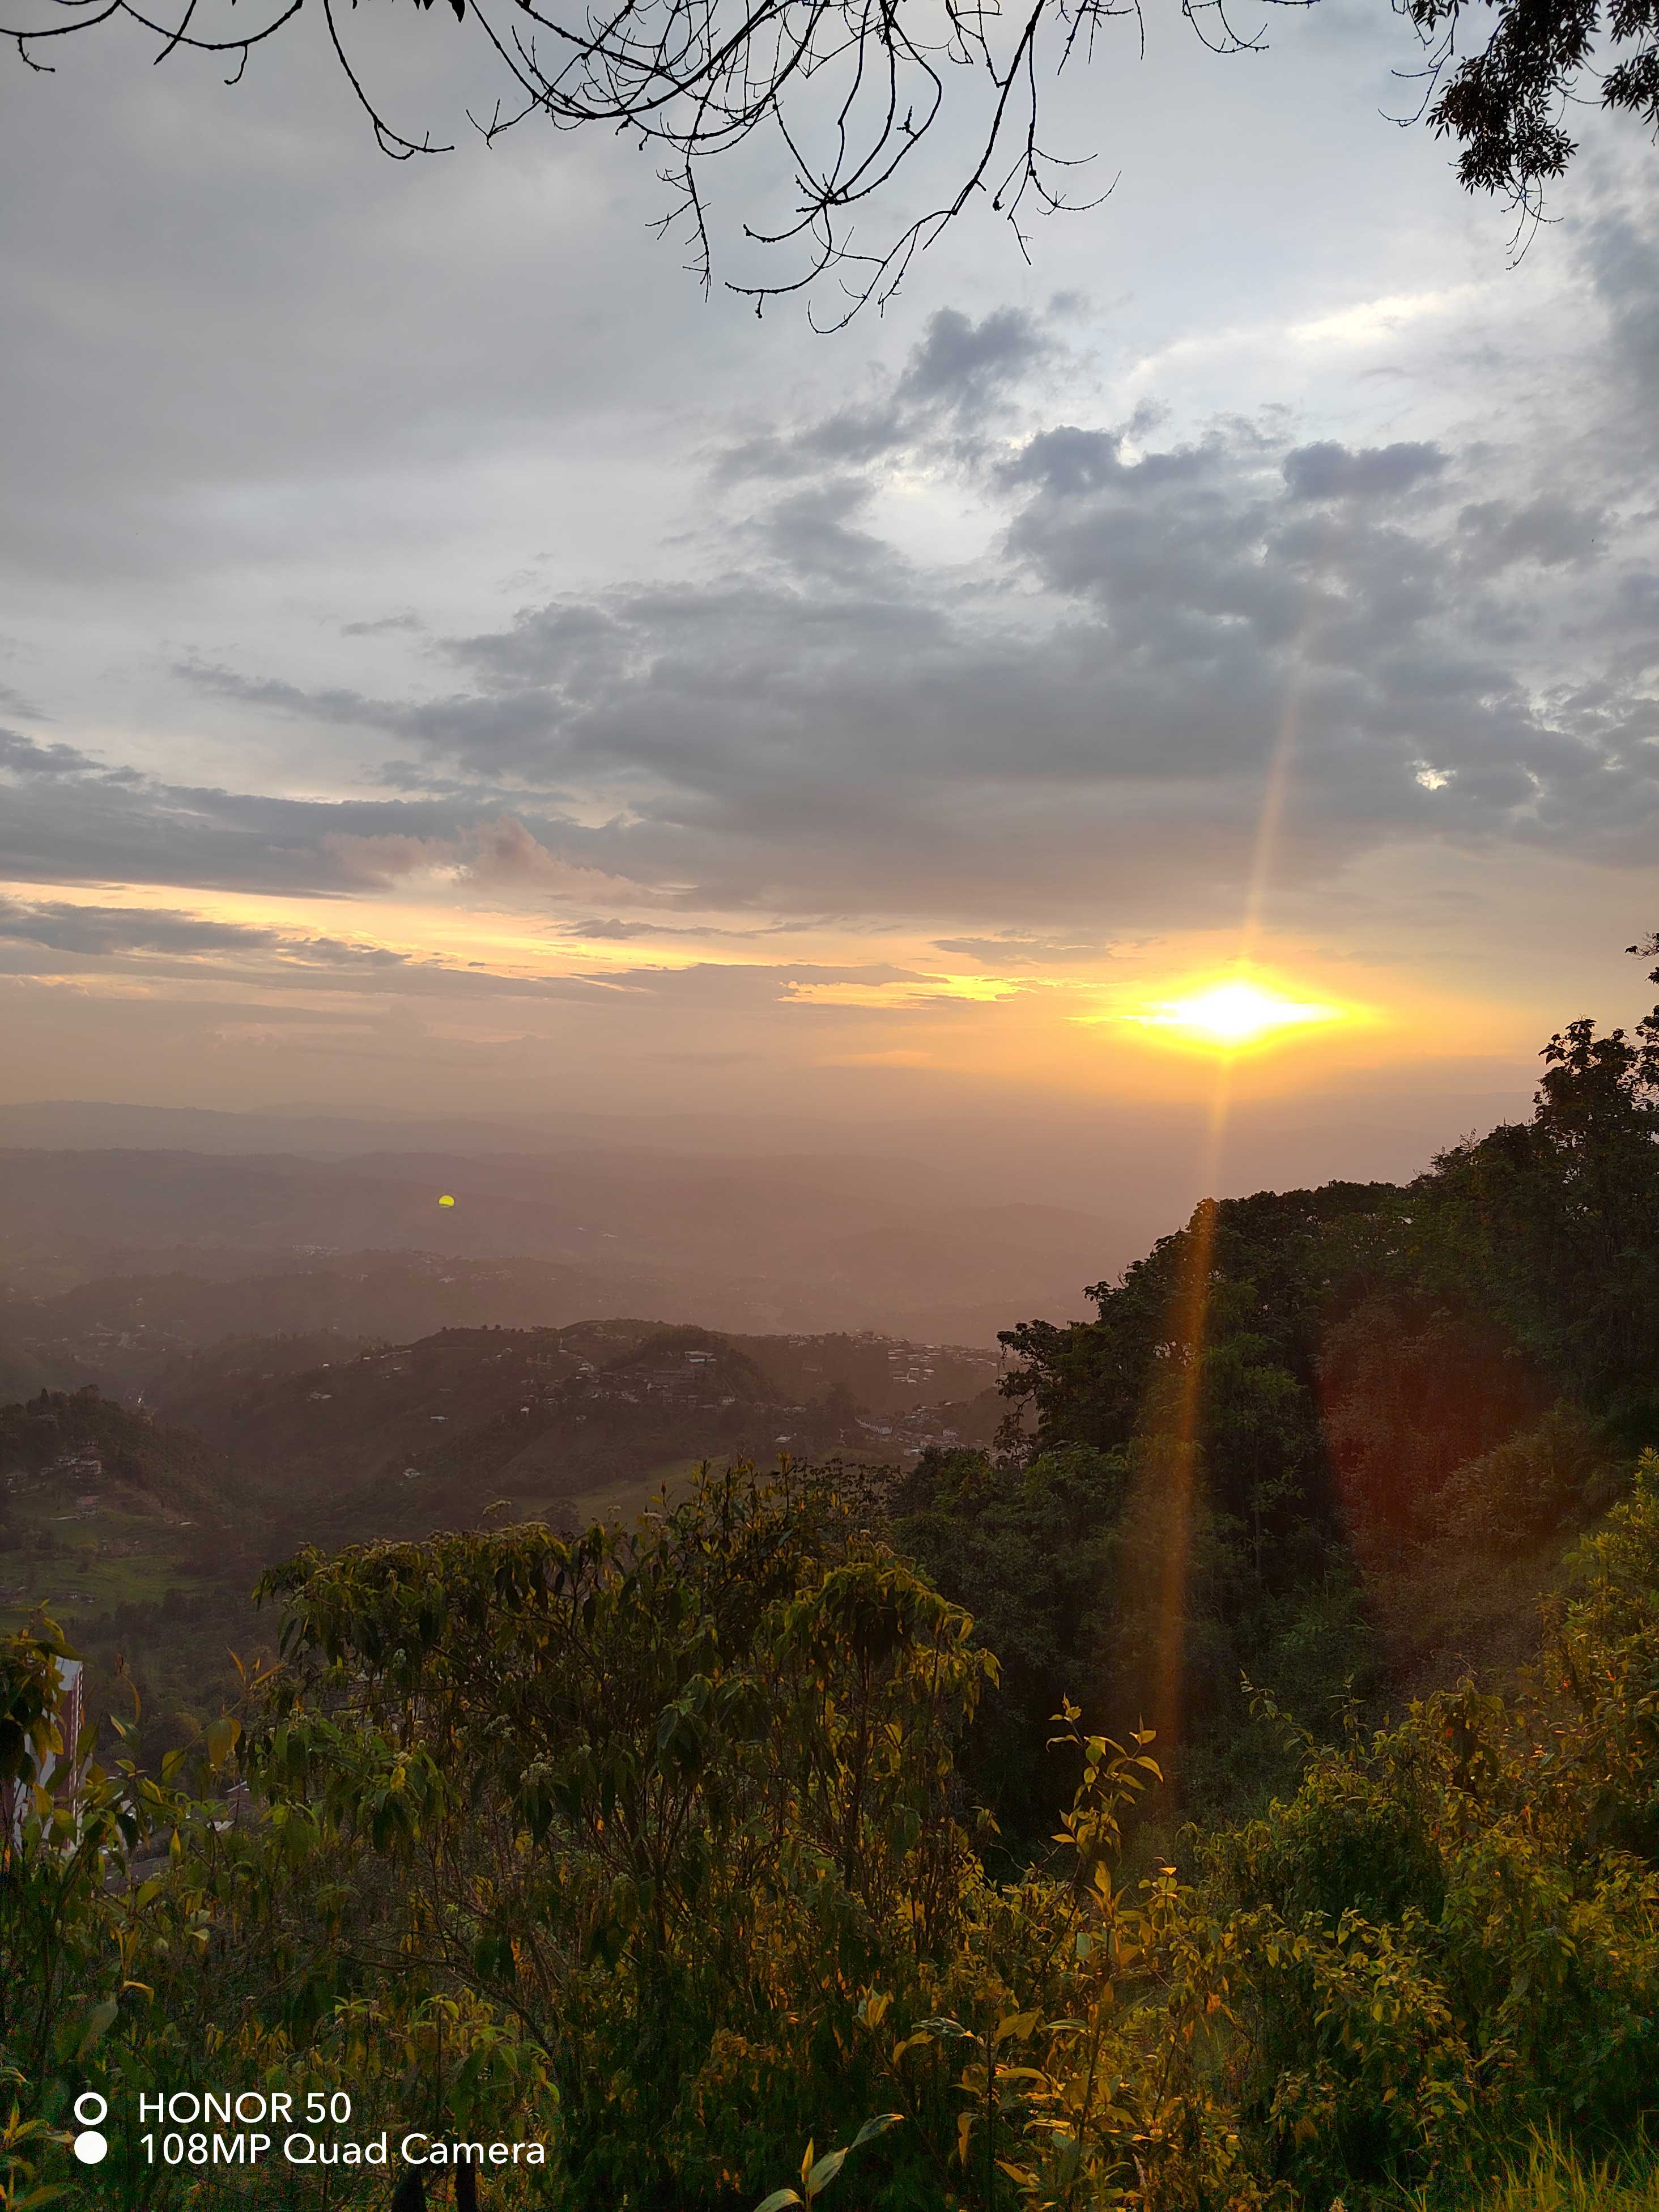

left=1126, top=648, right=1315, bottom=1766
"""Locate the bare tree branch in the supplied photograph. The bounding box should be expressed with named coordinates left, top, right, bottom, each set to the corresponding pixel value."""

left=2, top=0, right=1653, bottom=312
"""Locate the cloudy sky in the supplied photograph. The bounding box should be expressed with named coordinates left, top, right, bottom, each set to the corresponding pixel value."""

left=2, top=0, right=1657, bottom=1207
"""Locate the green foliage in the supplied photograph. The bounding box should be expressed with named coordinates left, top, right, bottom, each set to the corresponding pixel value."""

left=1, top=1615, right=276, bottom=2207
left=7, top=1449, right=1659, bottom=2210
left=1434, top=1404, right=1619, bottom=1558
left=1196, top=1455, right=1659, bottom=2198
left=753, top=2111, right=905, bottom=2212
left=245, top=1462, right=998, bottom=2206
left=0, top=2072, right=70, bottom=2212
left=891, top=1444, right=1130, bottom=1841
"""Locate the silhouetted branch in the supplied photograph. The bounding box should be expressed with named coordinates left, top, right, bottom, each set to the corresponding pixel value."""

left=2, top=0, right=1653, bottom=309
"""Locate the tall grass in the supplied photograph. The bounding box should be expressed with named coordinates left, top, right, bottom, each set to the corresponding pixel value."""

left=1408, top=2132, right=1659, bottom=2212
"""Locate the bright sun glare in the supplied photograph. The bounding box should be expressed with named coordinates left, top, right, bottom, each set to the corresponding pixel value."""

left=1126, top=979, right=1341, bottom=1048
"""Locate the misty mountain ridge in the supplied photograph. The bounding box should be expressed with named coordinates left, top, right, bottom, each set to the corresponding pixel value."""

left=0, top=1143, right=1113, bottom=1343
left=0, top=1084, right=1534, bottom=1215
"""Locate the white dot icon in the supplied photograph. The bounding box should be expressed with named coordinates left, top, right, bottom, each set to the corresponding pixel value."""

left=72, top=2094, right=109, bottom=2164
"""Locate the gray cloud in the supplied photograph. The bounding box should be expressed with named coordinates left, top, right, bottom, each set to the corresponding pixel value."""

left=7, top=187, right=1659, bottom=953
left=895, top=305, right=1057, bottom=418
left=561, top=917, right=674, bottom=939
left=1456, top=496, right=1605, bottom=572
left=0, top=728, right=136, bottom=781
left=0, top=19, right=799, bottom=592
left=0, top=893, right=477, bottom=980
left=0, top=891, right=654, bottom=1003
left=341, top=613, right=427, bottom=637
left=555, top=916, right=823, bottom=939
left=0, top=731, right=648, bottom=901
left=933, top=933, right=1109, bottom=966
left=98, top=324, right=1659, bottom=928
left=1282, top=440, right=1448, bottom=500
left=1583, top=207, right=1659, bottom=415
left=716, top=403, right=909, bottom=484
left=0, top=895, right=308, bottom=958
left=748, top=480, right=905, bottom=586
left=717, top=305, right=1054, bottom=483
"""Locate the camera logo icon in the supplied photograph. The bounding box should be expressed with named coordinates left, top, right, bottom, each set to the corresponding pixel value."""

left=73, top=2092, right=109, bottom=2164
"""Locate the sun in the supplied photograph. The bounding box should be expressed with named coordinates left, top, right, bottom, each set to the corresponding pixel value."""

left=1124, top=977, right=1342, bottom=1049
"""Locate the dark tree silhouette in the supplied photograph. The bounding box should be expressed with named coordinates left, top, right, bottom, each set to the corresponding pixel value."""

left=2, top=0, right=1653, bottom=314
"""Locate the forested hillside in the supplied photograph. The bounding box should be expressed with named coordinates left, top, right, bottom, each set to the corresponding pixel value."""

left=0, top=1322, right=1003, bottom=1771
left=5, top=941, right=1659, bottom=2210
left=0, top=1390, right=226, bottom=1527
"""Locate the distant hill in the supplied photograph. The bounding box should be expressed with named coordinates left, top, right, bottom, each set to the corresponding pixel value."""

left=0, top=1316, right=1003, bottom=1760
left=4, top=1256, right=648, bottom=1394
left=725, top=1330, right=1001, bottom=1410
left=0, top=1387, right=228, bottom=1526
left=146, top=1321, right=1003, bottom=1550
left=0, top=1337, right=89, bottom=1403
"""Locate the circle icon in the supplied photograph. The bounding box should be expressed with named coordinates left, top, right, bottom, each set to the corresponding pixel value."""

left=74, top=2094, right=108, bottom=2127
left=437, top=1194, right=456, bottom=1207
left=74, top=2131, right=109, bottom=2165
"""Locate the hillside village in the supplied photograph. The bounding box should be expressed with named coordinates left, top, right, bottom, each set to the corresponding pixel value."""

left=0, top=1321, right=1006, bottom=1684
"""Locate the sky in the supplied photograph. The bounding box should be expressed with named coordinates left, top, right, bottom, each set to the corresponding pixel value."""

left=2, top=0, right=1658, bottom=1218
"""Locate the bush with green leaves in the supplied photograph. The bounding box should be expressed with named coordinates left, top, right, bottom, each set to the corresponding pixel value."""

left=1193, top=1454, right=1659, bottom=2201
left=12, top=1447, right=1659, bottom=2211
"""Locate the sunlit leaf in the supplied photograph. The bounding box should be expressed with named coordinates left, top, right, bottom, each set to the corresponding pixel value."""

left=805, top=2147, right=846, bottom=2194
left=851, top=2113, right=904, bottom=2147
